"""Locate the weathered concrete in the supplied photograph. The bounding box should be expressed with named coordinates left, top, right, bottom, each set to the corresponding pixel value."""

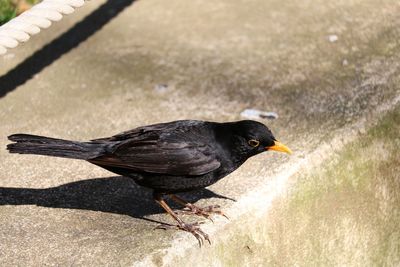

left=1, top=0, right=400, bottom=266
left=258, top=105, right=400, bottom=266
left=158, top=105, right=400, bottom=267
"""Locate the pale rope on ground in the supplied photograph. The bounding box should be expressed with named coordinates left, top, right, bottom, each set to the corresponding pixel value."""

left=0, top=0, right=86, bottom=55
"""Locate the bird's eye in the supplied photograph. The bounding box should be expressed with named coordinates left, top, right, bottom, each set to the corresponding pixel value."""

left=248, top=139, right=260, bottom=147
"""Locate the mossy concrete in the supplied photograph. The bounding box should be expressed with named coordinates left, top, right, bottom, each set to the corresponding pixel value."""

left=262, top=105, right=400, bottom=266
left=1, top=0, right=400, bottom=266
left=171, top=105, right=399, bottom=267
left=136, top=104, right=400, bottom=267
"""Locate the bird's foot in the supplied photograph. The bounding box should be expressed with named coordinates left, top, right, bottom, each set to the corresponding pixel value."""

left=176, top=203, right=229, bottom=221
left=155, top=221, right=210, bottom=246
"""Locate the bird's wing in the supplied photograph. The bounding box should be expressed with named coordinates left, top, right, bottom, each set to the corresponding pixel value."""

left=89, top=121, right=221, bottom=176
left=91, top=121, right=186, bottom=142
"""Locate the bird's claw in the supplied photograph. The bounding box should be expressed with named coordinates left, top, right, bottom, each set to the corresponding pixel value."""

left=179, top=222, right=211, bottom=247
left=155, top=221, right=210, bottom=246
left=154, top=222, right=176, bottom=230
left=176, top=204, right=229, bottom=221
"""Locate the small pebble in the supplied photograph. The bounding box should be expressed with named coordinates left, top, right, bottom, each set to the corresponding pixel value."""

left=328, top=34, right=338, bottom=43
left=154, top=84, right=168, bottom=92
left=240, top=109, right=278, bottom=120
left=342, top=59, right=348, bottom=66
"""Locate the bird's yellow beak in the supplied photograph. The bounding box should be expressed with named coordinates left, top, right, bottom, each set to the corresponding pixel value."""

left=267, top=141, right=292, bottom=154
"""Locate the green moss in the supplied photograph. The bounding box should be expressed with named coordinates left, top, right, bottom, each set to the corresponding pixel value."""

left=0, top=0, right=16, bottom=25
left=0, top=0, right=42, bottom=25
left=26, top=0, right=40, bottom=4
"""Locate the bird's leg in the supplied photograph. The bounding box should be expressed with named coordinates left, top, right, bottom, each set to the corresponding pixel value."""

left=169, top=194, right=229, bottom=221
left=153, top=192, right=210, bottom=246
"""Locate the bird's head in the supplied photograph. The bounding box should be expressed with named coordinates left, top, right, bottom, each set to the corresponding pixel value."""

left=226, top=120, right=292, bottom=159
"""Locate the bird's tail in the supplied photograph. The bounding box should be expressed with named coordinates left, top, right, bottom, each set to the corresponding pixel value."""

left=7, top=134, right=106, bottom=160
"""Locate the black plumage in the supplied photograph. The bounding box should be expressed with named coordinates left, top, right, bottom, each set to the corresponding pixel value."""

left=7, top=120, right=291, bottom=245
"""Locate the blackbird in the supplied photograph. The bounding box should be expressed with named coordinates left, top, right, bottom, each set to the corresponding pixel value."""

left=7, top=120, right=291, bottom=245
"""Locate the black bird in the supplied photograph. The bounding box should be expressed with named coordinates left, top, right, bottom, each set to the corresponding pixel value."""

left=7, top=120, right=291, bottom=245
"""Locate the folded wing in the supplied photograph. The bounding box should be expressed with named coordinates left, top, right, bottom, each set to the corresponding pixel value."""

left=89, top=121, right=221, bottom=176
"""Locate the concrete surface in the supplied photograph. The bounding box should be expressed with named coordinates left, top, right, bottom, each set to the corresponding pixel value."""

left=166, top=105, right=400, bottom=267
left=259, top=105, right=400, bottom=266
left=1, top=0, right=400, bottom=266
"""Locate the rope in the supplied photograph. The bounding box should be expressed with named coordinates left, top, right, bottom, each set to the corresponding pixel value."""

left=0, top=0, right=86, bottom=55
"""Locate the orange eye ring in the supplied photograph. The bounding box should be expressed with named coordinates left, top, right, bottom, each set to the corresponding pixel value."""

left=248, top=139, right=260, bottom=147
